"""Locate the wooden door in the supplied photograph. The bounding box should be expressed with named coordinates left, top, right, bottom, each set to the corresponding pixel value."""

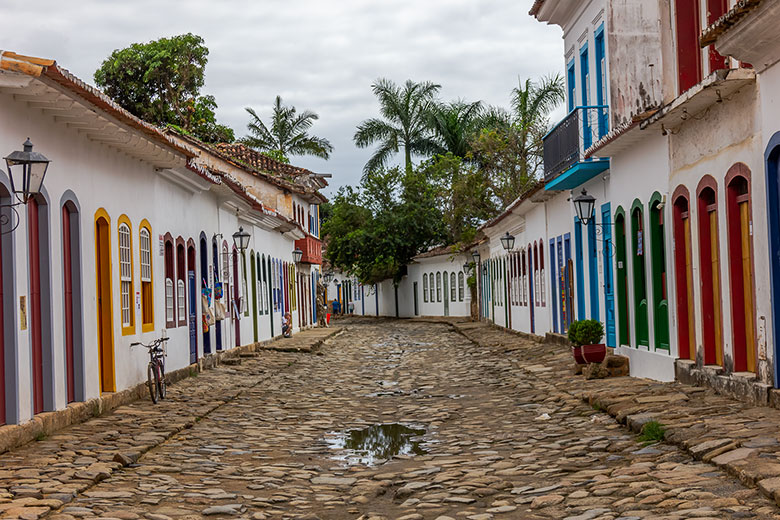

left=95, top=216, right=115, bottom=392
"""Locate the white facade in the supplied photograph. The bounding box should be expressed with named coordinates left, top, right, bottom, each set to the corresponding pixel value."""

left=0, top=52, right=324, bottom=425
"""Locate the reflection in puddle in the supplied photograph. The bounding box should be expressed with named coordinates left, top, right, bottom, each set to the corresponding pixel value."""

left=325, top=423, right=428, bottom=465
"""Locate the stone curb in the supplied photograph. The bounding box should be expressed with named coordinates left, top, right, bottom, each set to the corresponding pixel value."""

left=0, top=327, right=336, bottom=456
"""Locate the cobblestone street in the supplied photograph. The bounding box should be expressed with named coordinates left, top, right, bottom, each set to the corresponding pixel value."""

left=4, top=319, right=780, bottom=520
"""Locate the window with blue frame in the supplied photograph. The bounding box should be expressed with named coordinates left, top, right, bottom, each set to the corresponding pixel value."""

left=580, top=42, right=591, bottom=150
left=567, top=59, right=576, bottom=113
left=595, top=23, right=608, bottom=138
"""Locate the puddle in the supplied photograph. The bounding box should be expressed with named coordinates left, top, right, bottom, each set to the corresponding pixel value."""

left=325, top=423, right=428, bottom=465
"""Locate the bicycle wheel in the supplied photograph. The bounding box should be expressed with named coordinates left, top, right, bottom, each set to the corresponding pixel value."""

left=147, top=363, right=159, bottom=404
left=155, top=362, right=166, bottom=400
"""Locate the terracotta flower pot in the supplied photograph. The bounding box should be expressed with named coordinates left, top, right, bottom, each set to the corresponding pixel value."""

left=572, top=346, right=586, bottom=365
left=582, top=343, right=607, bottom=364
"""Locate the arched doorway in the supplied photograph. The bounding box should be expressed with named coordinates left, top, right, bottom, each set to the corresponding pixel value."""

left=250, top=252, right=258, bottom=342
left=697, top=177, right=723, bottom=366
left=187, top=241, right=197, bottom=364
left=649, top=192, right=669, bottom=350
left=62, top=196, right=84, bottom=403
left=212, top=239, right=222, bottom=351
left=726, top=164, right=756, bottom=373
left=199, top=234, right=211, bottom=354
left=615, top=208, right=630, bottom=346
left=94, top=210, right=115, bottom=393
left=764, top=135, right=780, bottom=385
left=233, top=246, right=240, bottom=347
left=672, top=187, right=695, bottom=360
left=631, top=200, right=649, bottom=347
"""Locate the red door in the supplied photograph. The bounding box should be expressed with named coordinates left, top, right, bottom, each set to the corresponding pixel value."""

left=28, top=198, right=43, bottom=414
left=62, top=206, right=75, bottom=402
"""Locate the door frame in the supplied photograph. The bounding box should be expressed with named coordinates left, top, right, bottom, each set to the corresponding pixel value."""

left=94, top=209, right=115, bottom=393
left=601, top=203, right=616, bottom=348
left=764, top=133, right=780, bottom=386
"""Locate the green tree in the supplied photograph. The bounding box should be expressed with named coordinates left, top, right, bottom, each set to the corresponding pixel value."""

left=469, top=74, right=564, bottom=207
left=242, top=96, right=333, bottom=161
left=323, top=165, right=445, bottom=284
left=354, top=78, right=441, bottom=176
left=427, top=100, right=484, bottom=158
left=94, top=33, right=234, bottom=143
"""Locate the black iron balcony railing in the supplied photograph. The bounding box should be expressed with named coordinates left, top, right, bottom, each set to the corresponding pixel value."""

left=543, top=105, right=609, bottom=184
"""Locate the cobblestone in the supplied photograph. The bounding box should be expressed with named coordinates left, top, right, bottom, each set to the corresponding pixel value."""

left=1, top=319, right=780, bottom=519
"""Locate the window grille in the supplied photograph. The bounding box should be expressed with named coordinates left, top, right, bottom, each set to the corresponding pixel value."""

left=165, top=278, right=174, bottom=322
left=119, top=223, right=132, bottom=327
left=177, top=279, right=186, bottom=319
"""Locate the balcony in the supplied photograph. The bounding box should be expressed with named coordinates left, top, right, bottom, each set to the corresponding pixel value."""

left=542, top=105, right=610, bottom=191
left=295, top=235, right=322, bottom=265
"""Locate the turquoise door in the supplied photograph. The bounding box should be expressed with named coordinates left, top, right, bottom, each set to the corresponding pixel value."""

left=602, top=203, right=616, bottom=347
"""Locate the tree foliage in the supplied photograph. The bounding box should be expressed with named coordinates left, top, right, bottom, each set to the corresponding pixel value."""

left=324, top=166, right=445, bottom=284
left=94, top=33, right=234, bottom=143
left=354, top=79, right=441, bottom=176
left=242, top=96, right=333, bottom=161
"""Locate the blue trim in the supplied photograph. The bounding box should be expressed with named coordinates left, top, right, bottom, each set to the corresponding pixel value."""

left=580, top=42, right=592, bottom=150
left=601, top=203, right=616, bottom=347
left=564, top=234, right=572, bottom=330
left=550, top=239, right=558, bottom=333
left=545, top=159, right=610, bottom=190
left=588, top=219, right=599, bottom=319
left=567, top=59, right=576, bottom=112
left=765, top=132, right=780, bottom=387
left=574, top=217, right=586, bottom=319
left=594, top=24, right=608, bottom=138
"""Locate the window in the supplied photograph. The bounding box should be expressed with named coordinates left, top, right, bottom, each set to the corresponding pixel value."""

left=222, top=242, right=230, bottom=314
left=262, top=255, right=268, bottom=314
left=450, top=272, right=456, bottom=301
left=177, top=279, right=186, bottom=321
left=458, top=271, right=464, bottom=301
left=567, top=59, right=576, bottom=112
left=436, top=272, right=442, bottom=302
left=164, top=235, right=175, bottom=327
left=429, top=273, right=435, bottom=302
left=139, top=223, right=154, bottom=331
left=674, top=0, right=702, bottom=94
left=522, top=250, right=527, bottom=306
left=118, top=220, right=134, bottom=332
left=534, top=244, right=540, bottom=306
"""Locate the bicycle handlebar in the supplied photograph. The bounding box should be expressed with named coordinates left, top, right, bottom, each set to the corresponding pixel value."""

left=130, top=337, right=169, bottom=348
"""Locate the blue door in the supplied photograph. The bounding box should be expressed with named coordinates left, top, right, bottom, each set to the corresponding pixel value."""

left=564, top=234, right=573, bottom=331
left=588, top=220, right=600, bottom=319
left=574, top=218, right=586, bottom=318
left=550, top=239, right=558, bottom=333
left=602, top=203, right=616, bottom=347
left=188, top=270, right=197, bottom=364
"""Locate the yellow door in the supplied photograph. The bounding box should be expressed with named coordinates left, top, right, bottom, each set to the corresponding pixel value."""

left=740, top=201, right=756, bottom=372
left=710, top=210, right=723, bottom=366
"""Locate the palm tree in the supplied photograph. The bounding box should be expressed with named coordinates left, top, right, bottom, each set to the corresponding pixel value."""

left=427, top=100, right=484, bottom=158
left=510, top=73, right=565, bottom=179
left=242, top=96, right=333, bottom=160
left=354, top=78, right=441, bottom=175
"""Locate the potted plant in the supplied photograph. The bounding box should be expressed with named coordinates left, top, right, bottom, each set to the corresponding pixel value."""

left=568, top=321, right=586, bottom=365
left=569, top=320, right=606, bottom=364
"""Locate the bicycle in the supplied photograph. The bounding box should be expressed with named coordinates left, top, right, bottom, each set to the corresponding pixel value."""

left=131, top=337, right=168, bottom=403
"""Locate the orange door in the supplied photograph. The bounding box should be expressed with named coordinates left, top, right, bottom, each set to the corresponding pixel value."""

left=95, top=216, right=116, bottom=392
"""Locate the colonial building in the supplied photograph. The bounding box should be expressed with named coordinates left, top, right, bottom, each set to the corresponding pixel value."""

left=0, top=51, right=325, bottom=426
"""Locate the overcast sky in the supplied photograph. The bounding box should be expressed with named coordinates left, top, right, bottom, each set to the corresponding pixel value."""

left=4, top=0, right=563, bottom=196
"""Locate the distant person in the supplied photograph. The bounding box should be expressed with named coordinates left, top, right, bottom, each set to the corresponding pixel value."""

left=282, top=312, right=292, bottom=338
left=332, top=299, right=341, bottom=315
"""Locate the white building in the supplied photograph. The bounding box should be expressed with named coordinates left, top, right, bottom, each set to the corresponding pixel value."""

left=0, top=51, right=325, bottom=426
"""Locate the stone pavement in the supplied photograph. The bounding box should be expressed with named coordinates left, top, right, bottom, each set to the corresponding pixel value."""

left=1, top=319, right=780, bottom=519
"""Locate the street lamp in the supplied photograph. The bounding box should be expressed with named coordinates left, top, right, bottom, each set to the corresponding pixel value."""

left=500, top=231, right=515, bottom=252
left=573, top=188, right=596, bottom=226
left=4, top=138, right=51, bottom=204
left=471, top=250, right=481, bottom=264
left=324, top=271, right=334, bottom=284
left=292, top=248, right=303, bottom=264
left=463, top=262, right=471, bottom=275
left=232, top=226, right=250, bottom=253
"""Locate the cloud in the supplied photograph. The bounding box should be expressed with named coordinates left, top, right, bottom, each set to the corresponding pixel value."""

left=2, top=0, right=563, bottom=197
